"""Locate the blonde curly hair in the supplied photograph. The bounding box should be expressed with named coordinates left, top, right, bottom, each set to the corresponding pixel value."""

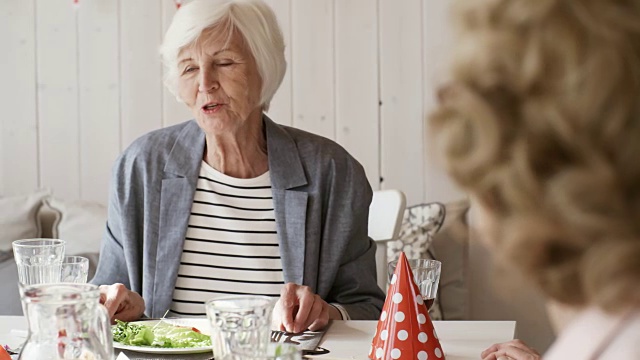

left=430, top=0, right=640, bottom=312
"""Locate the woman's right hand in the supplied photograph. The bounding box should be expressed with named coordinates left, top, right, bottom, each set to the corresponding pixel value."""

left=481, top=339, right=541, bottom=360
left=98, top=283, right=145, bottom=323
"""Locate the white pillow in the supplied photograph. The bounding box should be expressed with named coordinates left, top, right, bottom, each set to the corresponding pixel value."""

left=44, top=197, right=107, bottom=256
left=0, top=190, right=48, bottom=251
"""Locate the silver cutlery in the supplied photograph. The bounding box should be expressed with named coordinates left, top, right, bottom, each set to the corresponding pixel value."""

left=270, top=330, right=287, bottom=342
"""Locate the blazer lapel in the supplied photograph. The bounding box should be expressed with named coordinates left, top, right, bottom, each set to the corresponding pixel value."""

left=265, top=117, right=309, bottom=286
left=152, top=121, right=205, bottom=317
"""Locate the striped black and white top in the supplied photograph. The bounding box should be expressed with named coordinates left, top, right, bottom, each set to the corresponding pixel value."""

left=169, top=161, right=284, bottom=316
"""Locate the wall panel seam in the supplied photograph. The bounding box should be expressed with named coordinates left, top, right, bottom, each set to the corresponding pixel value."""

left=117, top=0, right=123, bottom=152
left=76, top=6, right=82, bottom=198
left=376, top=0, right=382, bottom=190
left=34, top=0, right=42, bottom=190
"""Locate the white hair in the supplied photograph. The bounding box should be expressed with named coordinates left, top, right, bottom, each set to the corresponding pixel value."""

left=160, top=0, right=286, bottom=111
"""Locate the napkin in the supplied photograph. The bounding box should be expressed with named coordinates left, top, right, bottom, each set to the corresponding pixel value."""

left=271, top=327, right=328, bottom=355
left=370, top=252, right=445, bottom=359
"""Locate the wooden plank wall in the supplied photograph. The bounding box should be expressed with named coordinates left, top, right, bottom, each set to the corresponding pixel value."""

left=0, top=0, right=462, bottom=206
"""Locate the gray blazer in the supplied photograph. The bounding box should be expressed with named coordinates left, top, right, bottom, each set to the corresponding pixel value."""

left=92, top=116, right=385, bottom=319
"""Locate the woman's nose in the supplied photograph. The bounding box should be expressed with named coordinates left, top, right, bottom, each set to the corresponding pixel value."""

left=198, top=70, right=219, bottom=93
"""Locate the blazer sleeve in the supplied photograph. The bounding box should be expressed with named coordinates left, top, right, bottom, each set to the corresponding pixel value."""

left=322, top=157, right=386, bottom=319
left=90, top=155, right=135, bottom=289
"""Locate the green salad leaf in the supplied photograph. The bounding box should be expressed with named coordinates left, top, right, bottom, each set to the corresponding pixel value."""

left=112, top=320, right=212, bottom=348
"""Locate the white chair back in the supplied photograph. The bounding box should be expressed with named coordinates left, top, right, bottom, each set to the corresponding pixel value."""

left=368, top=189, right=406, bottom=291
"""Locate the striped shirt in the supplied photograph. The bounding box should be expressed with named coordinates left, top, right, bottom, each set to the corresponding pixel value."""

left=169, top=161, right=284, bottom=316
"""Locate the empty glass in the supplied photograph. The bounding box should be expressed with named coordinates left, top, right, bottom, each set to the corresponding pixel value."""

left=205, top=295, right=275, bottom=359
left=12, top=239, right=65, bottom=285
left=60, top=256, right=89, bottom=283
left=388, top=258, right=441, bottom=309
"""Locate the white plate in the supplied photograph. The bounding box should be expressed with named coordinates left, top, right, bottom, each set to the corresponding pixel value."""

left=112, top=318, right=214, bottom=354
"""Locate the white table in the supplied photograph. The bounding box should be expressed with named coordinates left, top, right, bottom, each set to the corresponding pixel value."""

left=314, top=320, right=515, bottom=360
left=0, top=316, right=515, bottom=360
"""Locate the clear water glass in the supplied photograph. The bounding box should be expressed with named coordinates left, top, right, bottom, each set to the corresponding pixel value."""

left=12, top=239, right=65, bottom=285
left=221, top=343, right=301, bottom=360
left=60, top=256, right=89, bottom=283
left=205, top=295, right=275, bottom=359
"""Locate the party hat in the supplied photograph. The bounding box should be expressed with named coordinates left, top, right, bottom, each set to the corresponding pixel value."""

left=369, top=252, right=445, bottom=359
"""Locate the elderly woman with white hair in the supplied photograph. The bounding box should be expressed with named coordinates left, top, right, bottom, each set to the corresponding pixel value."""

left=91, top=0, right=384, bottom=333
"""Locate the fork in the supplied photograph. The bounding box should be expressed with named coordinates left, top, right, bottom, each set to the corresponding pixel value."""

left=270, top=330, right=286, bottom=342
left=151, top=309, right=170, bottom=331
left=5, top=341, right=25, bottom=356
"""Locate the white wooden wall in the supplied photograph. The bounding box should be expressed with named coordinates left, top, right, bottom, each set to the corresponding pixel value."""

left=0, top=0, right=464, bottom=206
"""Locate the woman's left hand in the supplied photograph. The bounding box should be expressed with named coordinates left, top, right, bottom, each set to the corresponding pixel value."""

left=481, top=339, right=541, bottom=360
left=272, top=283, right=339, bottom=333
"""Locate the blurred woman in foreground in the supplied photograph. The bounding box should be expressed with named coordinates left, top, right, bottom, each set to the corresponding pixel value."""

left=431, top=0, right=640, bottom=358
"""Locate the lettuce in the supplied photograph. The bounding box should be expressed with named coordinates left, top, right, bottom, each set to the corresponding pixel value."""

left=112, top=320, right=211, bottom=348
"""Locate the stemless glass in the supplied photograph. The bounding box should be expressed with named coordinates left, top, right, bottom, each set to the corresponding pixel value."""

left=388, top=258, right=441, bottom=310
left=222, top=343, right=301, bottom=360
left=60, top=256, right=89, bottom=283
left=205, top=295, right=275, bottom=359
left=12, top=239, right=65, bottom=285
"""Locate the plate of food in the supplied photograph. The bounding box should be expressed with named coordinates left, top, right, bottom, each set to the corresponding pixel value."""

left=112, top=318, right=213, bottom=354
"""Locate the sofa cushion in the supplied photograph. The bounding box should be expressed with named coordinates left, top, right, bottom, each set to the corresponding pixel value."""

left=388, top=202, right=446, bottom=261
left=0, top=190, right=48, bottom=251
left=43, top=197, right=107, bottom=256
left=430, top=198, right=470, bottom=320
left=387, top=202, right=446, bottom=320
left=0, top=256, right=22, bottom=315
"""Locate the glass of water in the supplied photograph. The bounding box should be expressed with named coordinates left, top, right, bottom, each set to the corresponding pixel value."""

left=60, top=256, right=89, bottom=283
left=205, top=295, right=275, bottom=359
left=221, top=343, right=301, bottom=360
left=12, top=239, right=65, bottom=285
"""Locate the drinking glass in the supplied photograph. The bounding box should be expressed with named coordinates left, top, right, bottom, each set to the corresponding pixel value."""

left=221, top=343, right=302, bottom=360
left=60, top=256, right=89, bottom=283
left=388, top=258, right=441, bottom=309
left=12, top=239, right=65, bottom=285
left=205, top=295, right=275, bottom=359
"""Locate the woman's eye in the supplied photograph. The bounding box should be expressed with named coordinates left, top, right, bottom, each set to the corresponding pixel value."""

left=183, top=67, right=197, bottom=74
left=217, top=62, right=233, bottom=67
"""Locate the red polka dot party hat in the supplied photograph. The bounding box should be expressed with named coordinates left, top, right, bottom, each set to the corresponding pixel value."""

left=369, top=252, right=445, bottom=359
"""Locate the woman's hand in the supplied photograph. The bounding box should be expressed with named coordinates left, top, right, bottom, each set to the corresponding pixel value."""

left=481, top=339, right=541, bottom=360
left=98, top=283, right=145, bottom=323
left=272, top=283, right=339, bottom=333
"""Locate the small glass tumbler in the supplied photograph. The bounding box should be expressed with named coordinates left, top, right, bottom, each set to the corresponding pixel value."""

left=205, top=295, right=275, bottom=359
left=60, top=256, right=89, bottom=283
left=388, top=258, right=441, bottom=309
left=221, top=343, right=301, bottom=360
left=12, top=239, right=65, bottom=285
